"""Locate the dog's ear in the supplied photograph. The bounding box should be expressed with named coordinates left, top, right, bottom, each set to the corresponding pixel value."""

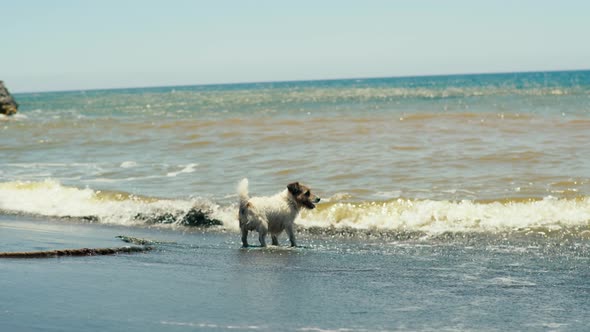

left=287, top=182, right=301, bottom=195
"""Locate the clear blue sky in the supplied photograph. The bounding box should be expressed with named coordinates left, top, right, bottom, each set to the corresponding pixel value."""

left=2, top=0, right=590, bottom=92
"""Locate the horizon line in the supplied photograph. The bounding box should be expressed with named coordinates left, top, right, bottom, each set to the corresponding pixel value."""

left=11, top=67, right=590, bottom=95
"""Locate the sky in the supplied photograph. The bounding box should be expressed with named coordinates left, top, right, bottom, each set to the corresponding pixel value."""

left=2, top=0, right=590, bottom=92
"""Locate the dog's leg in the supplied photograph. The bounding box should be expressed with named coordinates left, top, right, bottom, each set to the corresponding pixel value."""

left=258, top=230, right=267, bottom=247
left=285, top=225, right=297, bottom=247
left=271, top=234, right=279, bottom=246
left=257, top=221, right=269, bottom=247
left=241, top=228, right=249, bottom=247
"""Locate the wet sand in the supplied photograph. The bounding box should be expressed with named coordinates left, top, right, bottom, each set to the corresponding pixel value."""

left=1, top=216, right=589, bottom=331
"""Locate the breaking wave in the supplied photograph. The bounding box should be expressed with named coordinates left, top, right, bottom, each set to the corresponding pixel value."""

left=1, top=180, right=590, bottom=237
left=0, top=180, right=229, bottom=227
left=299, top=197, right=590, bottom=236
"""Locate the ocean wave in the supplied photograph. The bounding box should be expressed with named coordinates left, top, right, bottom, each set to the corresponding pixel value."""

left=300, top=197, right=590, bottom=236
left=0, top=180, right=228, bottom=227
left=1, top=180, right=589, bottom=237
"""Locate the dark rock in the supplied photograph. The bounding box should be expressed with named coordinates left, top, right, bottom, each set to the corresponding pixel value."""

left=0, top=81, right=18, bottom=116
left=116, top=235, right=155, bottom=245
left=134, top=212, right=178, bottom=224
left=0, top=246, right=152, bottom=258
left=133, top=207, right=222, bottom=227
left=180, top=208, right=223, bottom=227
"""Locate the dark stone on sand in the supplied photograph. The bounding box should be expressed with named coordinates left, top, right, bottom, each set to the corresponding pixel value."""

left=60, top=215, right=100, bottom=223
left=0, top=246, right=152, bottom=258
left=134, top=212, right=178, bottom=224
left=133, top=207, right=223, bottom=227
left=0, top=81, right=18, bottom=116
left=180, top=208, right=223, bottom=227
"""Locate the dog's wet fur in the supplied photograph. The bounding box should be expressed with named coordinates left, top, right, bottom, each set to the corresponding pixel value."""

left=237, top=179, right=320, bottom=247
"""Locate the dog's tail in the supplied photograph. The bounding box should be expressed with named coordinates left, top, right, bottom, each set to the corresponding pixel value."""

left=237, top=178, right=250, bottom=207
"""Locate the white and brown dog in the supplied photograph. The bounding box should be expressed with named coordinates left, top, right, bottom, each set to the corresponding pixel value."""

left=238, top=178, right=320, bottom=247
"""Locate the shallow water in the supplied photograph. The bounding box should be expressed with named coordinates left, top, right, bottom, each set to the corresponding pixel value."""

left=1, top=217, right=589, bottom=331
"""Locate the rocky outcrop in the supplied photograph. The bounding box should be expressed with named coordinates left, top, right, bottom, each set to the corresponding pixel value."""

left=0, top=81, right=18, bottom=115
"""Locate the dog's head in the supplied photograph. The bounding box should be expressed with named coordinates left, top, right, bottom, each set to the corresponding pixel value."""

left=287, top=182, right=321, bottom=209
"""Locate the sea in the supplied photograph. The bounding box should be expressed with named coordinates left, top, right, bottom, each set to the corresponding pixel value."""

left=1, top=70, right=590, bottom=331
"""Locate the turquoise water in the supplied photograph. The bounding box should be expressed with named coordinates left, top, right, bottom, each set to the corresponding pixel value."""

left=1, top=71, right=590, bottom=331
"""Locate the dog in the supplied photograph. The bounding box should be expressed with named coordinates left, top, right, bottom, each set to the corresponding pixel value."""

left=237, top=178, right=320, bottom=247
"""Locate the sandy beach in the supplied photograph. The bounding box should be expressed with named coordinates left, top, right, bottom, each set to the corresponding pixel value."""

left=2, top=215, right=589, bottom=331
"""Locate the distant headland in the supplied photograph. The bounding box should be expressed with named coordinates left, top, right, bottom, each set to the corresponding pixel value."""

left=0, top=81, right=18, bottom=115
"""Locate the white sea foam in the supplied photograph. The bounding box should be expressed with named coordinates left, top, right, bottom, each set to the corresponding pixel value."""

left=1, top=180, right=589, bottom=234
left=300, top=197, right=590, bottom=234
left=167, top=163, right=199, bottom=177
left=120, top=161, right=137, bottom=168
left=0, top=180, right=197, bottom=226
left=1, top=113, right=27, bottom=121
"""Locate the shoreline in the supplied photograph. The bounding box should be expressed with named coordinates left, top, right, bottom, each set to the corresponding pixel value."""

left=2, top=215, right=589, bottom=331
